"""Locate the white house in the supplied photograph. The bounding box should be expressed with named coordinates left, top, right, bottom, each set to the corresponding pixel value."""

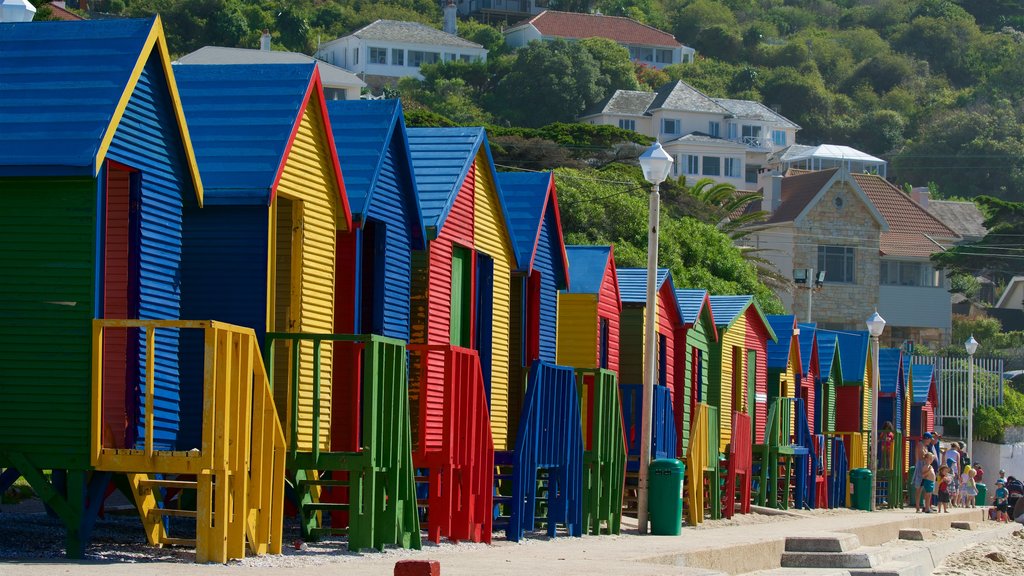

left=580, top=80, right=799, bottom=189
left=177, top=35, right=365, bottom=100
left=454, top=0, right=547, bottom=20
left=315, top=19, right=487, bottom=88
left=504, top=10, right=694, bottom=68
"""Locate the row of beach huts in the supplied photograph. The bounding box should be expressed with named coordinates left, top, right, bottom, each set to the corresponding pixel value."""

left=0, top=17, right=938, bottom=562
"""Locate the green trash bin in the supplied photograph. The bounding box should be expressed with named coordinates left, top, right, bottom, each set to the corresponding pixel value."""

left=649, top=459, right=685, bottom=535
left=850, top=468, right=873, bottom=511
left=976, top=483, right=987, bottom=506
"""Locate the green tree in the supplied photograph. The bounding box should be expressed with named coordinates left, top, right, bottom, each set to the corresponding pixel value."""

left=672, top=0, right=737, bottom=45
left=694, top=25, right=744, bottom=61
left=760, top=67, right=833, bottom=142
left=457, top=19, right=507, bottom=55
left=932, top=196, right=1024, bottom=281
left=579, top=37, right=642, bottom=95
left=490, top=40, right=603, bottom=127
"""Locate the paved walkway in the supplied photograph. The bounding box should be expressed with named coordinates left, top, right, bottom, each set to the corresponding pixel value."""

left=0, top=508, right=998, bottom=576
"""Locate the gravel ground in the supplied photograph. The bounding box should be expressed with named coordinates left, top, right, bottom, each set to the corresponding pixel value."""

left=932, top=527, right=1024, bottom=576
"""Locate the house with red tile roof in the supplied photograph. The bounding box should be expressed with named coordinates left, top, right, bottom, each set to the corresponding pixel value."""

left=504, top=10, right=694, bottom=68
left=743, top=168, right=960, bottom=347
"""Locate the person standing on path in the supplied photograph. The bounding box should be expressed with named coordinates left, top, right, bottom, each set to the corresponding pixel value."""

left=912, top=433, right=935, bottom=513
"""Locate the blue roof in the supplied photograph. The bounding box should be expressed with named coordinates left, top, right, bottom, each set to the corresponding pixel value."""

left=878, top=348, right=903, bottom=394
left=912, top=364, right=935, bottom=404
left=817, top=330, right=840, bottom=381
left=324, top=98, right=425, bottom=246
left=766, top=315, right=796, bottom=370
left=797, top=323, right=816, bottom=375
left=565, top=245, right=611, bottom=295
left=708, top=295, right=752, bottom=327
left=617, top=268, right=671, bottom=303
left=496, top=172, right=551, bottom=270
left=0, top=17, right=202, bottom=194
left=676, top=289, right=709, bottom=325
left=174, top=63, right=315, bottom=204
left=832, top=330, right=869, bottom=383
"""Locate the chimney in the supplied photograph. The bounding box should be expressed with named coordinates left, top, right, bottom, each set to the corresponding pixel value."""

left=260, top=29, right=271, bottom=51
left=911, top=186, right=930, bottom=209
left=764, top=173, right=783, bottom=213
left=443, top=0, right=457, bottom=35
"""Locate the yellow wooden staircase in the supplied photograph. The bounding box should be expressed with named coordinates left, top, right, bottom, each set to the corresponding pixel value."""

left=91, top=320, right=287, bottom=562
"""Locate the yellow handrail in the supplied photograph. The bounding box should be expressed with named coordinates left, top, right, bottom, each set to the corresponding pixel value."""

left=91, top=319, right=286, bottom=562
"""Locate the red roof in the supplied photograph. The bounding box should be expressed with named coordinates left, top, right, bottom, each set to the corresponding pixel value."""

left=45, top=2, right=84, bottom=20
left=851, top=173, right=959, bottom=238
left=519, top=10, right=681, bottom=48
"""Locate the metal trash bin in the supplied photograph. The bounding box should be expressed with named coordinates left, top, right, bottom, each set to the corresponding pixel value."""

left=649, top=459, right=685, bottom=535
left=849, top=468, right=873, bottom=511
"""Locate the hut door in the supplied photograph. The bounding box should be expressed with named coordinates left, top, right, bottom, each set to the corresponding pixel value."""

left=747, top=350, right=757, bottom=417
left=599, top=318, right=610, bottom=369
left=658, top=334, right=668, bottom=388
left=358, top=220, right=385, bottom=334
left=450, top=246, right=472, bottom=347
left=271, top=197, right=303, bottom=424
left=102, top=163, right=141, bottom=449
left=475, top=253, right=494, bottom=399
left=525, top=271, right=541, bottom=364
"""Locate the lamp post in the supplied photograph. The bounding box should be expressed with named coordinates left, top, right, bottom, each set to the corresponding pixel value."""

left=965, top=335, right=979, bottom=460
left=793, top=268, right=826, bottom=322
left=865, top=310, right=886, bottom=512
left=637, top=141, right=673, bottom=534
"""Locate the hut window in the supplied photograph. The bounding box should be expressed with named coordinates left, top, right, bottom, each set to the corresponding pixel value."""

left=599, top=318, right=610, bottom=369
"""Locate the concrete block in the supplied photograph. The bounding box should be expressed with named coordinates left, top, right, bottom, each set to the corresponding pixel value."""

left=849, top=561, right=918, bottom=576
left=781, top=548, right=881, bottom=569
left=897, top=528, right=933, bottom=541
left=951, top=521, right=974, bottom=530
left=395, top=560, right=441, bottom=576
left=784, top=533, right=861, bottom=553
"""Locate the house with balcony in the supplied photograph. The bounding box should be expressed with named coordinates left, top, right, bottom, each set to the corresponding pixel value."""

left=315, top=19, right=487, bottom=89
left=579, top=80, right=799, bottom=189
left=503, top=10, right=694, bottom=68
left=742, top=168, right=961, bottom=348
left=455, top=0, right=548, bottom=22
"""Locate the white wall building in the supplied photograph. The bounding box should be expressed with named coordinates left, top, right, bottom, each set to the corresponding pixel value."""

left=316, top=19, right=487, bottom=86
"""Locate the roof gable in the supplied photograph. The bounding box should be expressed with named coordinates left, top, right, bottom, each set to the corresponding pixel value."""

left=496, top=171, right=569, bottom=286
left=829, top=330, right=869, bottom=384
left=792, top=169, right=888, bottom=230
left=713, top=98, right=800, bottom=129
left=853, top=173, right=959, bottom=238
left=911, top=364, right=936, bottom=404
left=565, top=245, right=612, bottom=295
left=407, top=127, right=484, bottom=231
left=797, top=322, right=817, bottom=375
left=175, top=63, right=346, bottom=207
left=766, top=315, right=799, bottom=370
left=816, top=331, right=841, bottom=381
left=348, top=19, right=483, bottom=49
left=517, top=9, right=682, bottom=48
left=649, top=81, right=732, bottom=115
left=325, top=98, right=425, bottom=248
left=617, top=268, right=671, bottom=303
left=708, top=295, right=777, bottom=342
left=0, top=17, right=203, bottom=201
left=176, top=46, right=366, bottom=90
left=676, top=289, right=718, bottom=341
left=878, top=348, right=903, bottom=395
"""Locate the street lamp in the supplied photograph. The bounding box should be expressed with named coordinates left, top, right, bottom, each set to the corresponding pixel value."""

left=0, top=0, right=37, bottom=22
left=793, top=268, right=826, bottom=322
left=865, top=310, right=886, bottom=511
left=965, top=335, right=979, bottom=459
left=637, top=141, right=673, bottom=534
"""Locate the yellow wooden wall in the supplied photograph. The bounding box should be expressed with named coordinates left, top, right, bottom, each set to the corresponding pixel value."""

left=270, top=96, right=343, bottom=453
left=860, top=354, right=872, bottom=465
left=472, top=151, right=516, bottom=451
left=556, top=293, right=598, bottom=369
left=785, top=344, right=799, bottom=431
left=718, top=314, right=747, bottom=450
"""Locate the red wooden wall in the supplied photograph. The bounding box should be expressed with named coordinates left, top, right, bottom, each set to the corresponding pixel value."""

left=744, top=308, right=770, bottom=444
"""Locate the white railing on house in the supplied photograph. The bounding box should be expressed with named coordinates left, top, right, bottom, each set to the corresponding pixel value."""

left=912, top=355, right=1004, bottom=434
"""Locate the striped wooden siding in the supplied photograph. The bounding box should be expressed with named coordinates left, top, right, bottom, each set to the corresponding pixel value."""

left=534, top=206, right=559, bottom=363
left=555, top=294, right=598, bottom=369
left=680, top=324, right=709, bottom=458
left=421, top=166, right=475, bottom=453
left=803, top=367, right=817, bottom=434
left=274, top=96, right=341, bottom=452
left=472, top=158, right=514, bottom=451
left=714, top=316, right=746, bottom=450
left=508, top=274, right=525, bottom=435
left=367, top=140, right=416, bottom=340
left=656, top=282, right=678, bottom=405
left=860, top=361, right=872, bottom=464
left=102, top=168, right=132, bottom=449
left=106, top=54, right=196, bottom=451
left=597, top=260, right=621, bottom=374
left=745, top=312, right=769, bottom=445
left=619, top=307, right=645, bottom=384
left=0, top=176, right=97, bottom=470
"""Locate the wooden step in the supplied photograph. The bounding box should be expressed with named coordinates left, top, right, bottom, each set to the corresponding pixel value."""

left=304, top=502, right=350, bottom=512
left=159, top=537, right=196, bottom=547
left=298, top=478, right=349, bottom=487
left=139, top=479, right=197, bottom=490
left=149, top=508, right=197, bottom=518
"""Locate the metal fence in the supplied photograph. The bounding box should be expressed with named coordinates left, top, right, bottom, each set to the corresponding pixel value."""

left=912, top=355, right=1004, bottom=433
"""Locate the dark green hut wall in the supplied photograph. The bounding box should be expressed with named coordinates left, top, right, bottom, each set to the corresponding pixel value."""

left=0, top=177, right=97, bottom=470
left=619, top=306, right=645, bottom=384
left=680, top=321, right=710, bottom=458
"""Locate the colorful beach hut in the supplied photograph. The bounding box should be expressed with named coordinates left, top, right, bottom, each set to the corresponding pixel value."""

left=796, top=323, right=819, bottom=434
left=831, top=330, right=872, bottom=470
left=175, top=62, right=363, bottom=548
left=876, top=347, right=906, bottom=507
left=675, top=290, right=719, bottom=458
left=406, top=127, right=520, bottom=543
left=910, top=364, right=937, bottom=439
left=815, top=330, right=841, bottom=437
left=558, top=245, right=626, bottom=535
left=766, top=315, right=802, bottom=417
left=0, top=17, right=210, bottom=557
left=494, top=171, right=581, bottom=541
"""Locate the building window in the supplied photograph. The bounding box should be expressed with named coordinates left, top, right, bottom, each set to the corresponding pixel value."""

left=818, top=245, right=856, bottom=284
left=369, top=46, right=387, bottom=64
left=409, top=50, right=440, bottom=67
left=353, top=47, right=359, bottom=65
left=880, top=261, right=940, bottom=287
left=745, top=164, right=759, bottom=184
left=703, top=156, right=721, bottom=176
left=724, top=157, right=741, bottom=178
left=656, top=49, right=673, bottom=64
left=618, top=118, right=636, bottom=131
left=728, top=123, right=737, bottom=140
left=685, top=154, right=699, bottom=175
left=392, top=48, right=405, bottom=66
left=772, top=129, right=787, bottom=146
left=459, top=54, right=472, bottom=62
left=662, top=118, right=680, bottom=135
left=708, top=121, right=720, bottom=137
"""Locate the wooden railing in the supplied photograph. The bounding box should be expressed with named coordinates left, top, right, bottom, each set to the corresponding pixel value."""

left=575, top=368, right=626, bottom=536
left=91, top=320, right=286, bottom=563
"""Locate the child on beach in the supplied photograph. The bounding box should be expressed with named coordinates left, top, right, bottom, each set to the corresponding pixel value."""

left=962, top=467, right=978, bottom=508
left=937, top=465, right=952, bottom=513
left=995, top=479, right=1009, bottom=522
left=921, top=453, right=937, bottom=513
